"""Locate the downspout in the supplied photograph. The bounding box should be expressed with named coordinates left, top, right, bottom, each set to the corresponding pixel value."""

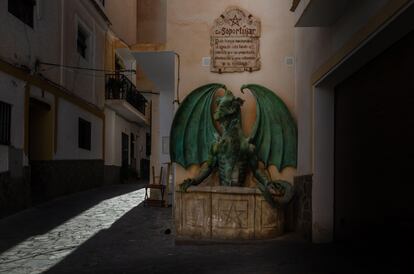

left=59, top=0, right=65, bottom=86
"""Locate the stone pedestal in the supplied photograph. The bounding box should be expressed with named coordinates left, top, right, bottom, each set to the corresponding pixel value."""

left=175, top=186, right=284, bottom=241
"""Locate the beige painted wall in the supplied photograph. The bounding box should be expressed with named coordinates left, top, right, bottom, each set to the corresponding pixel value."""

left=166, top=0, right=297, bottom=187
left=105, top=0, right=138, bottom=45
left=137, top=0, right=167, bottom=44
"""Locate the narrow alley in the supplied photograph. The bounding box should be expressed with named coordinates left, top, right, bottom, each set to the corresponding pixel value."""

left=2, top=0, right=414, bottom=273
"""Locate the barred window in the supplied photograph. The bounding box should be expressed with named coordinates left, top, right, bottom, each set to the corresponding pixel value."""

left=8, top=0, right=35, bottom=28
left=78, top=118, right=91, bottom=150
left=0, top=101, right=11, bottom=145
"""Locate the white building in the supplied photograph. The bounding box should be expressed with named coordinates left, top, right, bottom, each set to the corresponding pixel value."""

left=102, top=0, right=152, bottom=183
left=0, top=0, right=110, bottom=216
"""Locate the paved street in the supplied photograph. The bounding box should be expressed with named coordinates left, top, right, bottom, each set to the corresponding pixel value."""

left=0, top=183, right=412, bottom=274
left=0, top=183, right=148, bottom=274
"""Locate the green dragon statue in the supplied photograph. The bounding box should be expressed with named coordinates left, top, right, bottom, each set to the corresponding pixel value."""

left=170, top=83, right=297, bottom=207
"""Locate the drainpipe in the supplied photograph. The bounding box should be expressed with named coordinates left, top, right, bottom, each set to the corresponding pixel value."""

left=59, top=0, right=65, bottom=86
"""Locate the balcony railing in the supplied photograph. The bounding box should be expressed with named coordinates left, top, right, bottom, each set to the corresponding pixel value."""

left=105, top=74, right=147, bottom=115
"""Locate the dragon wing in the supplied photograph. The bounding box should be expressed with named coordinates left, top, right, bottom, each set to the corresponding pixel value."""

left=170, top=83, right=225, bottom=168
left=242, top=84, right=297, bottom=170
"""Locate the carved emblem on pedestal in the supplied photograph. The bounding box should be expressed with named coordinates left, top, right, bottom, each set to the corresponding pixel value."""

left=219, top=200, right=248, bottom=228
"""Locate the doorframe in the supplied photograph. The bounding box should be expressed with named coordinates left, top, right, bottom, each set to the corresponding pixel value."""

left=311, top=3, right=414, bottom=243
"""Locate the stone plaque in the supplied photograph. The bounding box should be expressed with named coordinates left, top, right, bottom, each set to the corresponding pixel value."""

left=211, top=7, right=261, bottom=73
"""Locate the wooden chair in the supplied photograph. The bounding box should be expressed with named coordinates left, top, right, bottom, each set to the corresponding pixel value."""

left=144, top=166, right=166, bottom=207
left=163, top=162, right=172, bottom=207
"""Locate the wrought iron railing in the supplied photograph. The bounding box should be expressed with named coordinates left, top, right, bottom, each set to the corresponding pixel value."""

left=105, top=74, right=147, bottom=115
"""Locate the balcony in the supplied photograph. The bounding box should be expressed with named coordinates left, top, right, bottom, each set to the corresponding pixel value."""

left=105, top=74, right=148, bottom=125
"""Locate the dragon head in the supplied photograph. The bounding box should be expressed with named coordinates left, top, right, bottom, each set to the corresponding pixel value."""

left=213, top=89, right=244, bottom=122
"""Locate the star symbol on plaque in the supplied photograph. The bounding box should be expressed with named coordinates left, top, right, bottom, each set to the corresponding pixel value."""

left=221, top=202, right=246, bottom=227
left=229, top=15, right=242, bottom=27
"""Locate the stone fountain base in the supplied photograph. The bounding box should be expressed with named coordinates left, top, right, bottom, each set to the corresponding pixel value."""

left=175, top=186, right=285, bottom=241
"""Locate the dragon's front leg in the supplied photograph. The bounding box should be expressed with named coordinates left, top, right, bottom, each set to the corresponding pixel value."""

left=179, top=163, right=214, bottom=192
left=248, top=146, right=295, bottom=208
left=179, top=145, right=218, bottom=192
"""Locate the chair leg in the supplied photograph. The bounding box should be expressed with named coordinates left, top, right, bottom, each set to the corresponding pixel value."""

left=144, top=187, right=148, bottom=207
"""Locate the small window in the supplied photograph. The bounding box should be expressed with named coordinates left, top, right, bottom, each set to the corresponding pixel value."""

left=78, top=118, right=91, bottom=150
left=77, top=25, right=89, bottom=59
left=8, top=0, right=35, bottom=28
left=0, top=101, right=12, bottom=145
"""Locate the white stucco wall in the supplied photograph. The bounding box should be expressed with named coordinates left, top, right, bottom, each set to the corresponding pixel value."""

left=55, top=99, right=103, bottom=160
left=0, top=72, right=26, bottom=150
left=0, top=0, right=61, bottom=83
left=61, top=0, right=108, bottom=108
left=104, top=108, right=149, bottom=174
left=0, top=72, right=26, bottom=171
left=132, top=51, right=175, bottom=184
left=294, top=27, right=331, bottom=175
left=0, top=0, right=109, bottom=166
left=104, top=108, right=116, bottom=165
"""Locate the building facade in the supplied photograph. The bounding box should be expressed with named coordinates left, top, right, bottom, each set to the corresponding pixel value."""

left=0, top=0, right=108, bottom=217
left=103, top=0, right=152, bottom=183
left=293, top=0, right=414, bottom=243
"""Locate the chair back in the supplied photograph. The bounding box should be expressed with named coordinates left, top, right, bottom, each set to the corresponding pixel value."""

left=152, top=166, right=163, bottom=185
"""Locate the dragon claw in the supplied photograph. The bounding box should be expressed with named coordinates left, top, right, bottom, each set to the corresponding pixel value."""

left=179, top=179, right=195, bottom=192
left=264, top=180, right=295, bottom=208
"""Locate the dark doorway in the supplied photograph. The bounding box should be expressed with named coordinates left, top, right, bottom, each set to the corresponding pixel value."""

left=121, top=133, right=129, bottom=181
left=28, top=98, right=53, bottom=161
left=29, top=98, right=53, bottom=202
left=140, top=159, right=150, bottom=180
left=334, top=30, right=414, bottom=241
left=130, top=133, right=137, bottom=178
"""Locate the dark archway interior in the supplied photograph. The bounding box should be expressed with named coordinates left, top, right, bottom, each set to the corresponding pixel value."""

left=334, top=29, right=414, bottom=242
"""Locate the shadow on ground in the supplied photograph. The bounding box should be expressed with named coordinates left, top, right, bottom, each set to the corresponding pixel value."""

left=0, top=183, right=145, bottom=254
left=45, top=204, right=414, bottom=274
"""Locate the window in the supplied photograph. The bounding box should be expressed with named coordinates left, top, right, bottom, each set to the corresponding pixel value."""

left=8, top=0, right=35, bottom=28
left=78, top=118, right=91, bottom=150
left=0, top=101, right=11, bottom=145
left=77, top=25, right=89, bottom=59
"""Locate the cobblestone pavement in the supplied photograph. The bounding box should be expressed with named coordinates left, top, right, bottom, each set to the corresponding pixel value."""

left=0, top=183, right=412, bottom=274
left=0, top=184, right=147, bottom=274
